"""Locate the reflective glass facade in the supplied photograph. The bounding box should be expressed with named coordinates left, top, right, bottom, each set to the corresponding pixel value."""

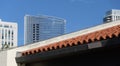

left=24, top=15, right=66, bottom=44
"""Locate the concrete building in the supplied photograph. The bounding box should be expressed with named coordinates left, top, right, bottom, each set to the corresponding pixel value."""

left=0, top=19, right=18, bottom=50
left=24, top=15, right=66, bottom=45
left=0, top=20, right=120, bottom=66
left=103, top=9, right=120, bottom=23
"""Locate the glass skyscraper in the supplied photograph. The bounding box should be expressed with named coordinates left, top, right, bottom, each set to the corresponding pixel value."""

left=24, top=15, right=66, bottom=45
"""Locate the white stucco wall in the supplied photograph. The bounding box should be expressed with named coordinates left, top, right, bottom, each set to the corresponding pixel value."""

left=0, top=20, right=120, bottom=66
left=1, top=47, right=35, bottom=66
left=0, top=50, right=7, bottom=66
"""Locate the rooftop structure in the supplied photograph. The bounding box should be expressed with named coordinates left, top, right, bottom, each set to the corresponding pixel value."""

left=103, top=9, right=120, bottom=23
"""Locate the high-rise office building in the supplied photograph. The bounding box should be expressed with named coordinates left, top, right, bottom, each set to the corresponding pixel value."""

left=24, top=15, right=66, bottom=44
left=103, top=9, right=120, bottom=23
left=0, top=19, right=18, bottom=49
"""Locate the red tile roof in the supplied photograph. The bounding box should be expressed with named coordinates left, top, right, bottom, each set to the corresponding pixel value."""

left=22, top=25, right=120, bottom=56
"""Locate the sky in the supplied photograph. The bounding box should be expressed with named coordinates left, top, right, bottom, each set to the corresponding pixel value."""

left=0, top=0, right=120, bottom=46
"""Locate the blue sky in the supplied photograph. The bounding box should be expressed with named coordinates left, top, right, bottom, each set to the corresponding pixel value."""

left=0, top=0, right=120, bottom=46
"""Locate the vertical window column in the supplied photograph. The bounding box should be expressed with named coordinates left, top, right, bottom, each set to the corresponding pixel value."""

left=11, top=30, right=14, bottom=47
left=33, top=24, right=35, bottom=42
left=36, top=24, right=39, bottom=42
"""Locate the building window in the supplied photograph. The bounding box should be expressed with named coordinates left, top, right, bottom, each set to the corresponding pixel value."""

left=12, top=30, right=14, bottom=40
left=11, top=42, right=13, bottom=46
left=2, top=29, right=4, bottom=39
left=8, top=42, right=10, bottom=46
left=33, top=24, right=35, bottom=28
left=8, top=30, right=10, bottom=40
left=4, top=25, right=9, bottom=28
left=5, top=29, right=7, bottom=39
left=33, top=29, right=35, bottom=33
left=36, top=24, right=39, bottom=28
left=36, top=31, right=39, bottom=33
